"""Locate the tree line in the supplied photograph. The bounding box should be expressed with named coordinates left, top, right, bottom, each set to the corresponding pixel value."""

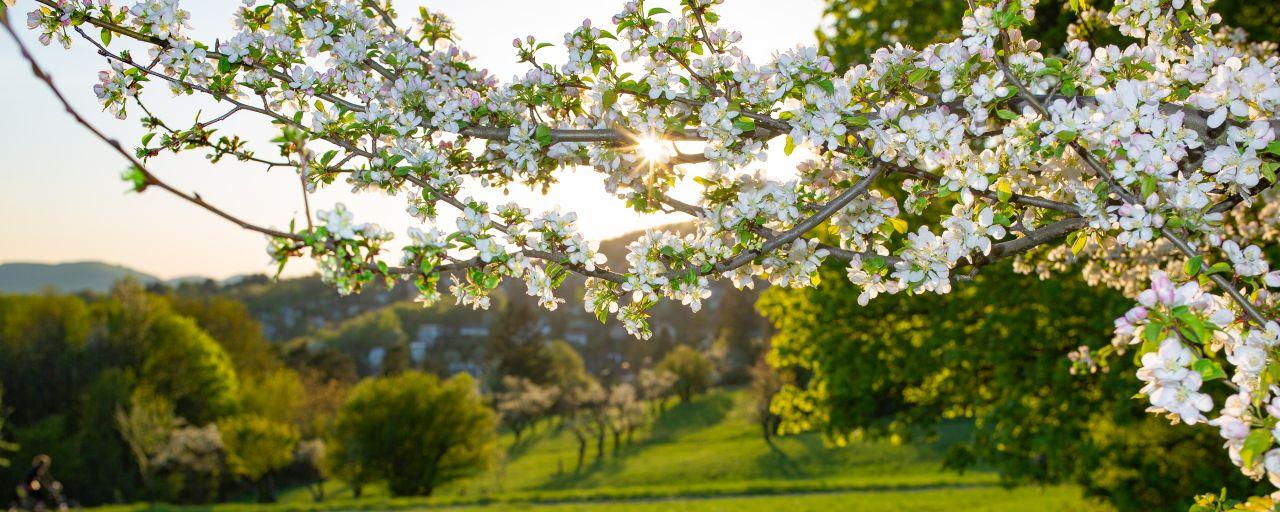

left=0, top=282, right=717, bottom=505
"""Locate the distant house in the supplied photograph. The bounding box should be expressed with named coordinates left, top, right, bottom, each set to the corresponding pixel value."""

left=415, top=324, right=442, bottom=346
left=409, top=341, right=428, bottom=363
left=367, top=346, right=386, bottom=371
left=459, top=325, right=489, bottom=338
left=566, top=332, right=588, bottom=346
left=565, top=320, right=590, bottom=346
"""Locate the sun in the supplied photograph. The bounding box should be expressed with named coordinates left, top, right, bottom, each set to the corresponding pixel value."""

left=634, top=133, right=672, bottom=164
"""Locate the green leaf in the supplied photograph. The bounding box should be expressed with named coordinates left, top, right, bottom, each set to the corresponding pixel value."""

left=907, top=68, right=930, bottom=84
left=1139, top=175, right=1157, bottom=199
left=996, top=109, right=1018, bottom=121
left=1192, top=358, right=1227, bottom=381
left=886, top=217, right=908, bottom=234
left=534, top=124, right=552, bottom=147
left=783, top=135, right=796, bottom=156
left=996, top=180, right=1013, bottom=203
left=1266, top=140, right=1280, bottom=157
left=141, top=133, right=156, bottom=146
left=1205, top=262, right=1232, bottom=275
left=1143, top=322, right=1163, bottom=344
left=1054, top=130, right=1077, bottom=143
left=1242, top=429, right=1273, bottom=469
left=816, top=79, right=835, bottom=95
left=1262, top=162, right=1278, bottom=183
left=1184, top=255, right=1203, bottom=277
left=733, top=117, right=756, bottom=132
left=647, top=7, right=670, bottom=16
left=101, top=28, right=113, bottom=47
left=120, top=165, right=148, bottom=192
left=1071, top=233, right=1088, bottom=255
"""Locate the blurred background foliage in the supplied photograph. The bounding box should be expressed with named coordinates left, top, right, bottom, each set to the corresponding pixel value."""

left=817, top=0, right=1280, bottom=68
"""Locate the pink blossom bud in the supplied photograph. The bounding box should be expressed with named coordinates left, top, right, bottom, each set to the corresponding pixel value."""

left=1125, top=306, right=1148, bottom=323
left=1151, top=272, right=1175, bottom=305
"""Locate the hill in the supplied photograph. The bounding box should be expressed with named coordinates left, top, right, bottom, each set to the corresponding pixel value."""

left=0, top=261, right=160, bottom=294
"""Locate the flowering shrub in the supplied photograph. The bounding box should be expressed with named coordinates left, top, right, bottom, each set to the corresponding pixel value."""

left=4, top=0, right=1280, bottom=503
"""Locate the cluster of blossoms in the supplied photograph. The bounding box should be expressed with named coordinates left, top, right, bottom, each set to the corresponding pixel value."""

left=14, top=0, right=1280, bottom=500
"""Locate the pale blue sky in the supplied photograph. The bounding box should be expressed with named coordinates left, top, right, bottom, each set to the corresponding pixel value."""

left=0, top=1, right=823, bottom=279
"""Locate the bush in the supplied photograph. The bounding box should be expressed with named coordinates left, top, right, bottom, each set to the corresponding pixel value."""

left=327, top=371, right=496, bottom=496
left=218, top=414, right=298, bottom=502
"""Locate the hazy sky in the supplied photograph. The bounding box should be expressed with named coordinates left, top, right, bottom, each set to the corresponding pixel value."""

left=0, top=1, right=824, bottom=279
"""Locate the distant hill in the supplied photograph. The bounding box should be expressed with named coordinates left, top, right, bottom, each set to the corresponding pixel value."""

left=0, top=261, right=161, bottom=294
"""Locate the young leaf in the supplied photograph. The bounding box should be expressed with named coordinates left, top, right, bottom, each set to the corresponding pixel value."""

left=1242, top=429, right=1273, bottom=469
left=1191, top=358, right=1227, bottom=381
left=1184, top=255, right=1203, bottom=277
left=534, top=124, right=552, bottom=147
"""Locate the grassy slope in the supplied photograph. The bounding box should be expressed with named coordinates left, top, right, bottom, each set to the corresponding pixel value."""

left=93, top=389, right=1109, bottom=511
left=259, top=389, right=1109, bottom=511
left=448, top=389, right=988, bottom=496
left=439, top=486, right=1106, bottom=512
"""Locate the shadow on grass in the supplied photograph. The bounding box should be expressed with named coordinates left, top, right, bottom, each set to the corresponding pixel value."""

left=757, top=437, right=807, bottom=479
left=504, top=417, right=559, bottom=459
left=643, top=392, right=733, bottom=444
left=535, top=391, right=735, bottom=490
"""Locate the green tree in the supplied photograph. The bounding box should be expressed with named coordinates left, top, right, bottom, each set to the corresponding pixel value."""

left=239, top=368, right=304, bottom=428
left=817, top=0, right=1280, bottom=68
left=0, top=386, right=16, bottom=468
left=218, top=414, right=298, bottom=503
left=544, top=340, right=593, bottom=400
left=71, top=368, right=143, bottom=504
left=327, top=371, right=496, bottom=496
left=170, top=295, right=278, bottom=379
left=757, top=263, right=1266, bottom=511
left=0, top=294, right=93, bottom=424
left=320, top=309, right=408, bottom=376
left=142, top=315, right=241, bottom=424
left=657, top=346, right=713, bottom=403
left=486, top=298, right=552, bottom=389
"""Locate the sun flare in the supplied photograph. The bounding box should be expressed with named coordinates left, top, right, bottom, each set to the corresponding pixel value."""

left=635, top=134, right=672, bottom=164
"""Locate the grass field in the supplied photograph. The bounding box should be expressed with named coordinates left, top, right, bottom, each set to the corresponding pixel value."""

left=100, top=389, right=1112, bottom=511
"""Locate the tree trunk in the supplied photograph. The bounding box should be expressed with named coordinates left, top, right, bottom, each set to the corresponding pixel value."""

left=306, top=477, right=326, bottom=502
left=595, top=423, right=605, bottom=462
left=257, top=472, right=277, bottom=503
left=612, top=429, right=621, bottom=456
left=576, top=437, right=586, bottom=472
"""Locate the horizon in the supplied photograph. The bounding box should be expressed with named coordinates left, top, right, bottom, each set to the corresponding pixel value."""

left=0, top=0, right=824, bottom=280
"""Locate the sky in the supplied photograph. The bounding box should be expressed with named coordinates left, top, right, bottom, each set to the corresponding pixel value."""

left=0, top=0, right=825, bottom=279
